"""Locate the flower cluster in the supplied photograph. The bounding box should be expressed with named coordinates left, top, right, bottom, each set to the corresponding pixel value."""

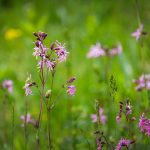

left=116, top=99, right=135, bottom=123
left=33, top=32, right=68, bottom=71
left=115, top=138, right=132, bottom=150
left=91, top=108, right=107, bottom=124
left=131, top=24, right=143, bottom=41
left=133, top=74, right=150, bottom=91
left=87, top=42, right=122, bottom=58
left=2, top=80, right=13, bottom=93
left=21, top=113, right=35, bottom=127
left=139, top=113, right=150, bottom=136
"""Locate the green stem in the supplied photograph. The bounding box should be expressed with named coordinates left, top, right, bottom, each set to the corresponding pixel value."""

left=135, top=0, right=141, bottom=25
left=25, top=98, right=28, bottom=150
left=12, top=103, right=14, bottom=150
left=46, top=108, right=51, bottom=150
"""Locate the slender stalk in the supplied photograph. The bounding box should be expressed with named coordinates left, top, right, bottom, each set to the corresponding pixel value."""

left=101, top=135, right=114, bottom=150
left=25, top=98, right=28, bottom=150
left=46, top=71, right=56, bottom=150
left=96, top=101, right=113, bottom=150
left=48, top=70, right=55, bottom=106
left=79, top=128, right=91, bottom=150
left=47, top=108, right=51, bottom=150
left=135, top=0, right=141, bottom=25
left=2, top=93, right=8, bottom=144
left=12, top=103, right=14, bottom=150
left=36, top=97, right=43, bottom=150
left=36, top=56, right=45, bottom=149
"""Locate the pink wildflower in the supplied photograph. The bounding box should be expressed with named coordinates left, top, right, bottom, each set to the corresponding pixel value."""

left=125, top=100, right=132, bottom=120
left=96, top=139, right=102, bottom=150
left=2, top=80, right=13, bottom=93
left=23, top=74, right=34, bottom=96
left=33, top=45, right=41, bottom=59
left=116, top=101, right=123, bottom=123
left=87, top=43, right=105, bottom=58
left=133, top=74, right=150, bottom=91
left=131, top=24, right=143, bottom=41
left=33, top=41, right=48, bottom=59
left=21, top=113, right=34, bottom=127
left=91, top=114, right=97, bottom=122
left=46, top=60, right=54, bottom=71
left=67, top=85, right=76, bottom=96
left=116, top=138, right=131, bottom=150
left=109, top=43, right=122, bottom=56
left=37, top=58, right=54, bottom=71
left=91, top=108, right=107, bottom=124
left=55, top=40, right=69, bottom=62
left=116, top=115, right=121, bottom=123
left=139, top=113, right=150, bottom=136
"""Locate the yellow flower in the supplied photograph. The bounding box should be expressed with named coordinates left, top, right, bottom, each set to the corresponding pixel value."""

left=4, top=28, right=22, bottom=40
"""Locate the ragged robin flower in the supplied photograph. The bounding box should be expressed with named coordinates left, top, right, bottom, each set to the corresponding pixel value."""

left=91, top=108, right=107, bottom=124
left=2, top=80, right=13, bottom=93
left=131, top=24, right=143, bottom=41
left=23, top=74, right=37, bottom=96
left=21, top=113, right=35, bottom=127
left=87, top=42, right=105, bottom=58
left=139, top=113, right=150, bottom=137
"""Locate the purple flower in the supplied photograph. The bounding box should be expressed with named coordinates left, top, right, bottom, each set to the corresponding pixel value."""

left=116, top=115, right=121, bottom=123
left=99, top=108, right=107, bottom=124
left=33, top=41, right=48, bottom=59
left=116, top=101, right=123, bottom=123
left=131, top=24, right=143, bottom=41
left=139, top=113, right=150, bottom=136
left=91, top=108, right=107, bottom=124
left=21, top=113, right=34, bottom=127
left=24, top=83, right=32, bottom=96
left=67, top=85, right=76, bottom=96
left=23, top=74, right=32, bottom=96
left=46, top=60, right=54, bottom=71
left=109, top=43, right=122, bottom=56
left=37, top=58, right=54, bottom=71
left=87, top=43, right=105, bottom=58
left=33, top=46, right=41, bottom=59
left=125, top=100, right=132, bottom=120
left=55, top=40, right=69, bottom=62
left=2, top=80, right=13, bottom=93
left=133, top=74, right=150, bottom=91
left=91, top=114, right=97, bottom=122
left=116, top=138, right=131, bottom=150
left=96, top=139, right=102, bottom=150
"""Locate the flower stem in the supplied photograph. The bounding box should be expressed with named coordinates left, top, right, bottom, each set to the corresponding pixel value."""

left=12, top=103, right=15, bottom=150
left=36, top=60, right=45, bottom=149
left=25, top=98, right=28, bottom=150
left=46, top=108, right=52, bottom=150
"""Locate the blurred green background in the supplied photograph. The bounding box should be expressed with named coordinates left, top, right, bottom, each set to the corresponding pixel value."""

left=0, top=0, right=150, bottom=149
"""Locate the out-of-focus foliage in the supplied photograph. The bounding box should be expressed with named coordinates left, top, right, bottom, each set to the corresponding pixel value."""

left=0, top=0, right=150, bottom=149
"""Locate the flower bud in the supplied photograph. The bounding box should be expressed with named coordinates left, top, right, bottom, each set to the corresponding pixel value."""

left=67, top=77, right=76, bottom=83
left=45, top=90, right=51, bottom=98
left=33, top=32, right=38, bottom=37
left=28, top=82, right=37, bottom=87
left=50, top=42, right=55, bottom=50
left=130, top=117, right=136, bottom=121
left=35, top=41, right=40, bottom=47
